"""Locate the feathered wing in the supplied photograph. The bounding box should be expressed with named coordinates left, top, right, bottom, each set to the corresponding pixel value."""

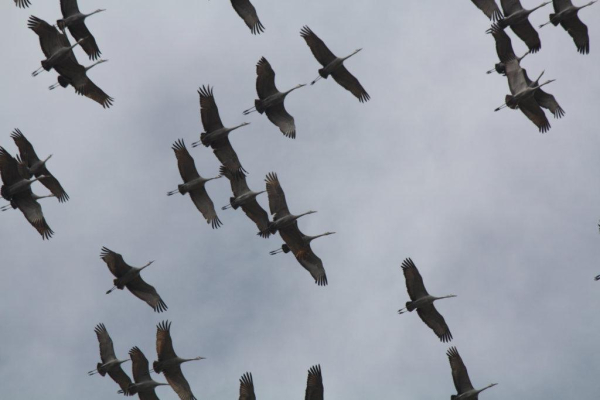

left=189, top=188, right=222, bottom=229
left=108, top=367, right=133, bottom=396
left=28, top=16, right=64, bottom=59
left=241, top=199, right=271, bottom=234
left=156, top=321, right=177, bottom=361
left=126, top=276, right=168, bottom=312
left=265, top=102, right=297, bottom=138
left=60, top=0, right=80, bottom=16
left=510, top=20, right=542, bottom=52
left=100, top=247, right=133, bottom=278
left=447, top=347, right=475, bottom=395
left=560, top=16, right=590, bottom=54
left=13, top=192, right=54, bottom=240
left=239, top=373, right=256, bottom=400
left=212, top=138, right=247, bottom=179
left=15, top=0, right=32, bottom=8
left=518, top=97, right=551, bottom=132
left=72, top=76, right=114, bottom=108
left=279, top=223, right=328, bottom=286
left=94, top=323, right=117, bottom=363
left=129, top=346, right=152, bottom=383
left=401, top=258, right=429, bottom=301
left=471, top=0, right=503, bottom=20
left=331, top=66, right=370, bottom=103
left=231, top=0, right=265, bottom=34
left=256, top=57, right=278, bottom=99
left=416, top=304, right=453, bottom=342
left=264, top=172, right=290, bottom=216
left=489, top=23, right=517, bottom=62
left=163, top=365, right=197, bottom=400
left=0, top=147, right=23, bottom=190
left=67, top=23, right=101, bottom=60
left=198, top=86, right=224, bottom=133
left=522, top=69, right=565, bottom=118
left=172, top=140, right=200, bottom=183
left=300, top=26, right=337, bottom=66
left=500, top=0, right=524, bottom=15
left=305, top=365, right=324, bottom=400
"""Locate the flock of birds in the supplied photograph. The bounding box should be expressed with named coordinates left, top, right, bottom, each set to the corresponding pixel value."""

left=472, top=0, right=596, bottom=131
left=4, top=0, right=599, bottom=399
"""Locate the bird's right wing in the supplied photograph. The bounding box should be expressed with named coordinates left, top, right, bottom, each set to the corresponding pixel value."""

left=128, top=346, right=152, bottom=383
left=220, top=166, right=251, bottom=196
left=416, top=304, right=453, bottom=342
left=94, top=323, right=117, bottom=363
left=264, top=172, right=290, bottom=216
left=27, top=16, right=63, bottom=59
left=510, top=20, right=541, bottom=53
left=126, top=276, right=168, bottom=313
left=67, top=23, right=102, bottom=60
left=172, top=139, right=200, bottom=183
left=504, top=59, right=527, bottom=94
left=522, top=70, right=565, bottom=118
left=231, top=0, right=265, bottom=34
left=256, top=57, right=278, bottom=98
left=14, top=0, right=31, bottom=8
left=107, top=367, right=133, bottom=396
left=488, top=24, right=517, bottom=62
left=163, top=365, right=197, bottom=400
left=72, top=76, right=114, bottom=109
left=300, top=26, right=337, bottom=66
left=560, top=16, right=590, bottom=54
left=38, top=174, right=69, bottom=202
left=305, top=365, right=324, bottom=400
left=189, top=187, right=223, bottom=229
left=330, top=66, right=370, bottom=103
left=10, top=129, right=40, bottom=166
left=14, top=192, right=54, bottom=240
left=100, top=247, right=133, bottom=278
left=60, top=0, right=80, bottom=16
left=500, top=0, right=523, bottom=15
left=212, top=138, right=247, bottom=179
left=554, top=0, right=575, bottom=12
left=198, top=86, right=225, bottom=133
left=138, top=390, right=161, bottom=400
left=241, top=199, right=271, bottom=236
left=518, top=97, right=551, bottom=133
left=239, top=373, right=256, bottom=400
left=265, top=102, right=297, bottom=138
left=156, top=321, right=178, bottom=361
left=447, top=347, right=475, bottom=394
left=471, top=0, right=503, bottom=21
left=401, top=258, right=429, bottom=301
left=0, top=147, right=23, bottom=188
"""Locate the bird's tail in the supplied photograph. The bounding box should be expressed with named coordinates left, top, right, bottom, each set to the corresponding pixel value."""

left=406, top=301, right=416, bottom=312
left=97, top=363, right=106, bottom=377
left=152, top=361, right=161, bottom=374
left=57, top=19, right=66, bottom=31
left=451, top=396, right=458, bottom=400
left=255, top=99, right=265, bottom=114
left=199, top=132, right=210, bottom=147
left=230, top=197, right=239, bottom=210
left=177, top=184, right=187, bottom=195
left=505, top=95, right=517, bottom=109
left=549, top=14, right=560, bottom=26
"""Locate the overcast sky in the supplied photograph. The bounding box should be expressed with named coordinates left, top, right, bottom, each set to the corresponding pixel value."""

left=1, top=0, right=600, bottom=399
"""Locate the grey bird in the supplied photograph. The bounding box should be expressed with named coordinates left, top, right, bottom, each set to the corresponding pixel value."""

left=120, top=347, right=170, bottom=397
left=494, top=0, right=551, bottom=52
left=57, top=0, right=105, bottom=60
left=539, top=0, right=597, bottom=54
left=88, top=323, right=132, bottom=396
left=49, top=59, right=114, bottom=108
left=447, top=347, right=497, bottom=399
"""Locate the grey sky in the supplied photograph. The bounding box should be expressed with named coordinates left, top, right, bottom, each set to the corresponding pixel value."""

left=1, top=0, right=600, bottom=399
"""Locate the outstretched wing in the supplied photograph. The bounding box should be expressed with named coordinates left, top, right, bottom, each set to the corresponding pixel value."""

left=163, top=365, right=197, bottom=400
left=108, top=367, right=133, bottom=395
left=126, top=276, right=168, bottom=312
left=172, top=139, right=200, bottom=183
left=60, top=0, right=80, bottom=16
left=522, top=70, right=565, bottom=118
left=416, top=304, right=453, bottom=342
left=231, top=0, right=265, bottom=34
left=561, top=16, right=590, bottom=54
left=296, top=246, right=328, bottom=286
left=13, top=191, right=54, bottom=240
left=28, top=16, right=65, bottom=59
left=94, top=323, right=117, bottom=363
left=510, top=20, right=541, bottom=53
left=401, top=258, right=429, bottom=300
left=471, top=0, right=503, bottom=21
left=519, top=97, right=551, bottom=133
left=488, top=23, right=517, bottom=62
left=241, top=199, right=271, bottom=235
left=300, top=26, right=337, bottom=66
left=239, top=373, right=256, bottom=400
left=129, top=346, right=151, bottom=383
left=264, top=172, right=290, bottom=216
left=331, top=66, right=370, bottom=103
left=256, top=57, right=278, bottom=99
left=189, top=187, right=222, bottom=229
left=198, top=86, right=224, bottom=133
left=156, top=320, right=177, bottom=361
left=305, top=365, right=324, bottom=400
left=447, top=347, right=475, bottom=394
left=500, top=0, right=523, bottom=15
left=72, top=76, right=114, bottom=108
left=67, top=23, right=101, bottom=60
left=265, top=102, right=297, bottom=138
left=0, top=147, right=23, bottom=188
left=15, top=0, right=32, bottom=8
left=100, top=247, right=133, bottom=278
left=212, top=138, right=247, bottom=179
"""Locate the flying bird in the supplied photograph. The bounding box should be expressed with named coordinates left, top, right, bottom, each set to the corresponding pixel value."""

left=28, top=16, right=85, bottom=77
left=238, top=373, right=256, bottom=400
left=447, top=347, right=497, bottom=399
left=496, top=0, right=551, bottom=52
left=14, top=0, right=31, bottom=8
left=57, top=0, right=105, bottom=60
left=305, top=365, right=324, bottom=400
left=262, top=172, right=326, bottom=285
left=120, top=347, right=170, bottom=398
left=539, top=0, right=597, bottom=54
left=88, top=323, right=132, bottom=396
left=168, top=139, right=223, bottom=229
left=220, top=166, right=270, bottom=236
left=397, top=258, right=455, bottom=342
left=231, top=0, right=265, bottom=34
left=100, top=247, right=168, bottom=313
left=243, top=57, right=305, bottom=139
left=471, top=0, right=504, bottom=20
left=595, top=274, right=600, bottom=281
left=153, top=321, right=203, bottom=400
left=495, top=61, right=556, bottom=132
left=11, top=129, right=69, bottom=202
left=193, top=86, right=249, bottom=179
left=49, top=59, right=114, bottom=108
left=300, top=26, right=370, bottom=103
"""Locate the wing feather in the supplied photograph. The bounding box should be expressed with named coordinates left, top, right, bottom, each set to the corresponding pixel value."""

left=330, top=66, right=370, bottom=103
left=300, top=26, right=337, bottom=66
left=401, top=258, right=429, bottom=300
left=416, top=304, right=453, bottom=342
left=231, top=0, right=265, bottom=34
left=126, top=276, right=168, bottom=312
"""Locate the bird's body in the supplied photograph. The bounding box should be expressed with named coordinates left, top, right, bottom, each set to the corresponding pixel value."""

left=398, top=258, right=455, bottom=342
left=447, top=347, right=497, bottom=399
left=540, top=0, right=596, bottom=53
left=497, top=0, right=551, bottom=52
left=244, top=57, right=305, bottom=139
left=57, top=0, right=105, bottom=60
left=153, top=321, right=202, bottom=400
left=49, top=59, right=114, bottom=108
left=123, top=347, right=169, bottom=397
left=300, top=26, right=370, bottom=103
left=231, top=0, right=265, bottom=34
left=194, top=86, right=248, bottom=179
left=169, top=139, right=222, bottom=229
left=88, top=323, right=132, bottom=395
left=100, top=247, right=167, bottom=313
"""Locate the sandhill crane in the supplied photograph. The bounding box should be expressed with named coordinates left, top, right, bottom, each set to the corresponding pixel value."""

left=486, top=23, right=530, bottom=75
left=447, top=347, right=497, bottom=399
left=397, top=258, right=455, bottom=342
left=496, top=62, right=556, bottom=132
left=194, top=86, right=249, bottom=179
left=88, top=323, right=132, bottom=396
left=305, top=365, right=324, bottom=400
left=269, top=232, right=335, bottom=255
left=28, top=16, right=85, bottom=77
left=539, top=0, right=597, bottom=54
left=262, top=172, right=326, bottom=285
left=0, top=147, right=48, bottom=201
left=471, top=0, right=504, bottom=20
left=238, top=372, right=256, bottom=400
left=243, top=57, right=306, bottom=139
left=0, top=192, right=54, bottom=212
left=100, top=247, right=168, bottom=313
left=220, top=166, right=270, bottom=236
left=57, top=0, right=105, bottom=60
left=231, top=0, right=265, bottom=34
left=11, top=129, right=69, bottom=202
left=496, top=0, right=551, bottom=52
left=595, top=274, right=600, bottom=280
left=49, top=59, right=114, bottom=108
left=153, top=321, right=203, bottom=400
left=300, top=26, right=370, bottom=103
left=168, top=139, right=223, bottom=229
left=14, top=0, right=31, bottom=7
left=120, top=347, right=169, bottom=397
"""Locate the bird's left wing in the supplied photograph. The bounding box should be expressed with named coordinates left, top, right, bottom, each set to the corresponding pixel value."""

left=126, top=276, right=168, bottom=313
left=212, top=138, right=247, bottom=179
left=305, top=365, right=324, bottom=400
left=300, top=26, right=337, bottom=66
left=231, top=0, right=265, bottom=34
left=331, top=66, right=370, bottom=103
left=265, top=102, right=297, bottom=138
left=416, top=304, right=453, bottom=342
left=561, top=16, right=590, bottom=54
left=510, top=20, right=541, bottom=52
left=14, top=192, right=54, bottom=240
left=156, top=321, right=178, bottom=361
left=164, top=365, right=197, bottom=400
left=189, top=188, right=223, bottom=229
left=239, top=372, right=256, bottom=400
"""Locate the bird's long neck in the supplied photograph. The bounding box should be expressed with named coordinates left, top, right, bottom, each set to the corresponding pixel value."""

left=477, top=384, right=497, bottom=394
left=529, top=2, right=550, bottom=13
left=252, top=190, right=267, bottom=198
left=305, top=232, right=331, bottom=243
left=230, top=122, right=248, bottom=132
left=182, top=356, right=204, bottom=363
left=342, top=49, right=362, bottom=61
left=580, top=1, right=597, bottom=10
left=70, top=40, right=84, bottom=50
left=294, top=211, right=314, bottom=221
left=86, top=9, right=105, bottom=18
left=33, top=193, right=55, bottom=201
left=86, top=60, right=105, bottom=72
left=517, top=51, right=530, bottom=63
left=434, top=295, right=457, bottom=300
